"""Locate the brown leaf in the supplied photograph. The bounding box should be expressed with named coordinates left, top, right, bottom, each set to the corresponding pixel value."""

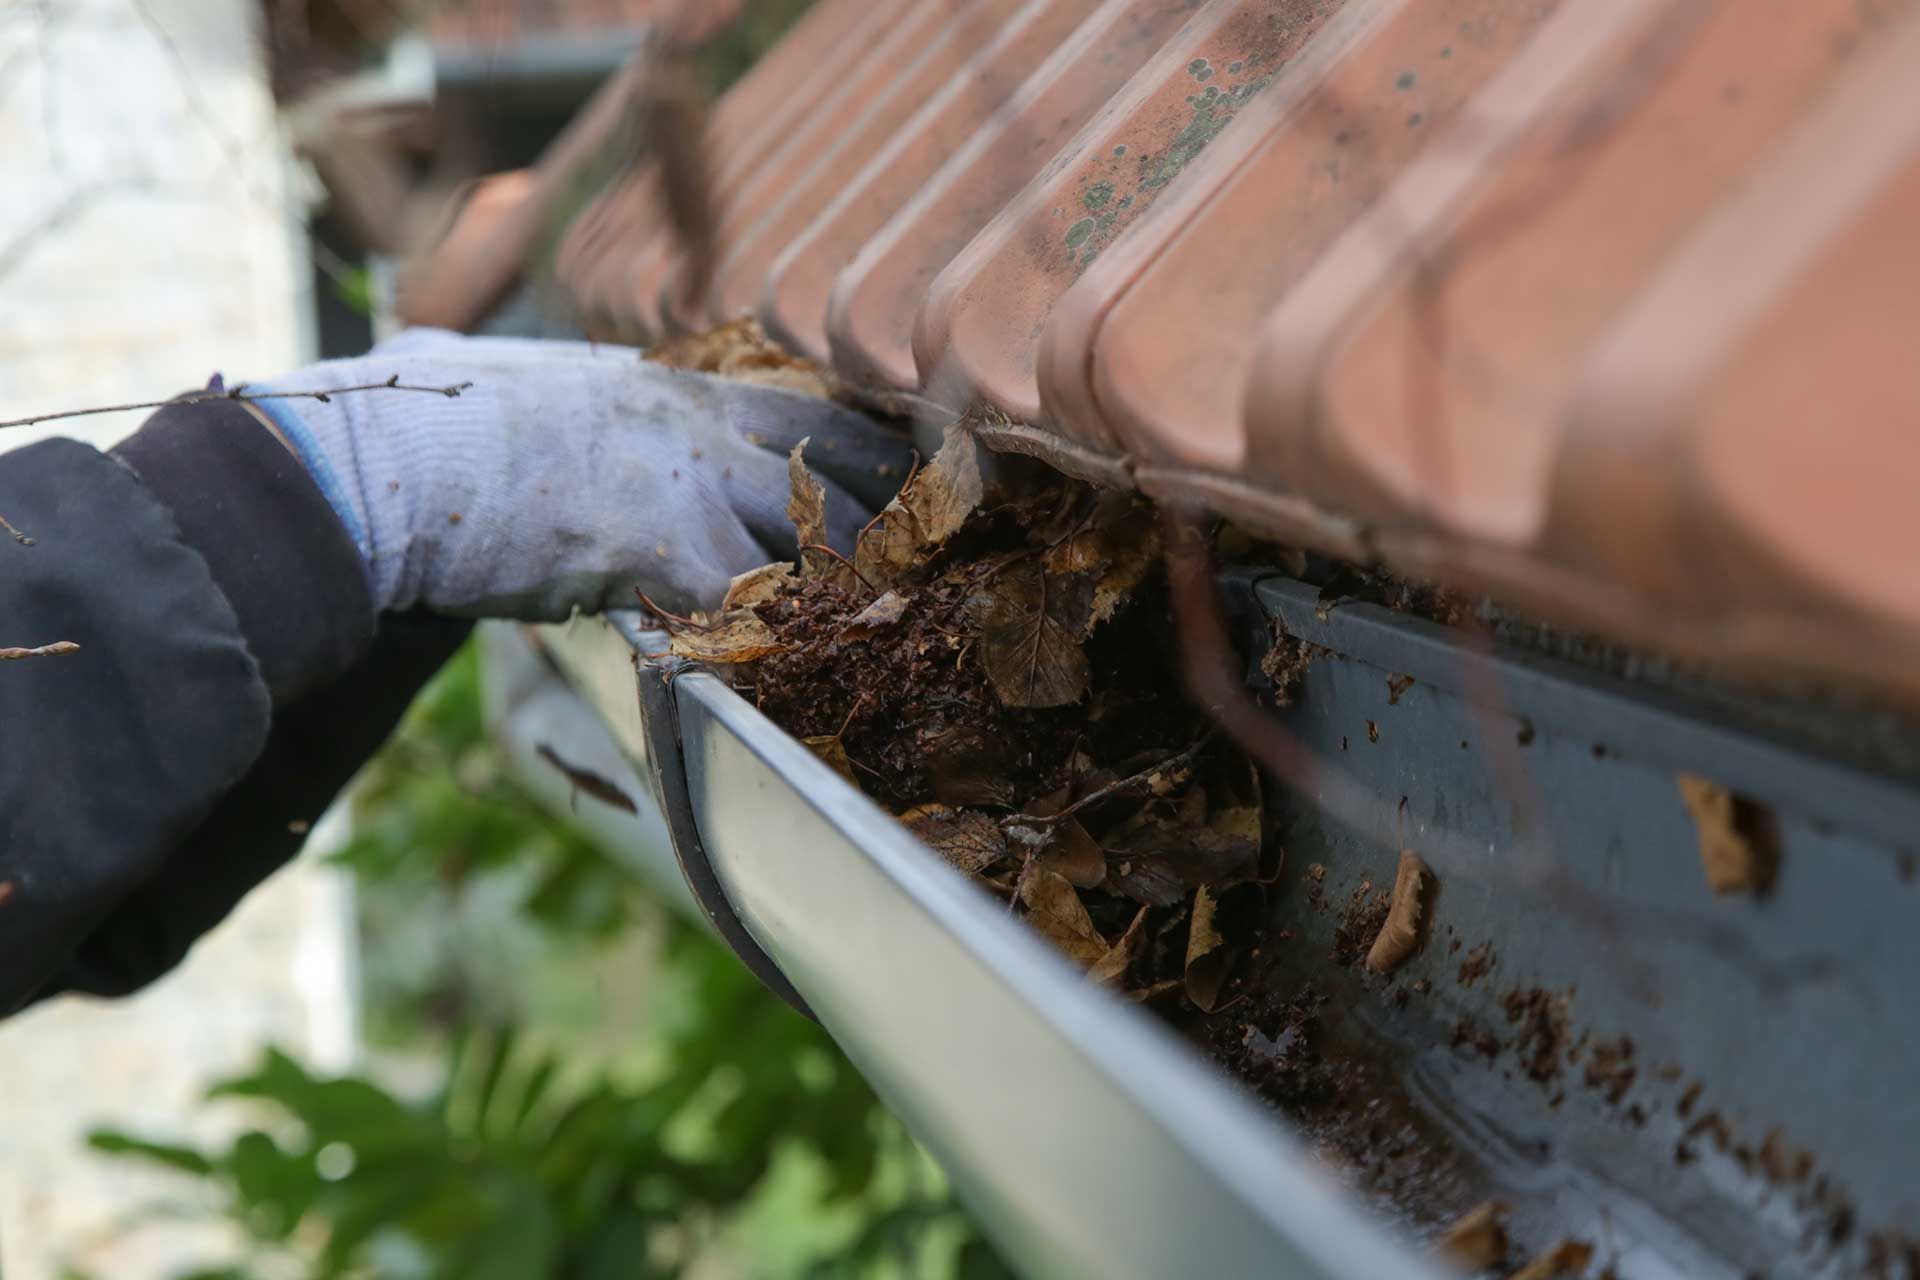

left=1106, top=816, right=1262, bottom=907
left=1020, top=870, right=1108, bottom=969
left=840, top=589, right=910, bottom=640
left=803, top=734, right=856, bottom=783
left=535, top=743, right=638, bottom=814
left=920, top=725, right=1016, bottom=807
left=1509, top=1239, right=1593, bottom=1280
left=1435, top=1201, right=1509, bottom=1271
left=645, top=316, right=835, bottom=398
left=722, top=562, right=795, bottom=610
left=1035, top=818, right=1106, bottom=890
left=1041, top=500, right=1160, bottom=631
left=901, top=804, right=1007, bottom=875
left=1677, top=774, right=1778, bottom=894
left=786, top=441, right=842, bottom=582
left=855, top=430, right=984, bottom=588
left=1365, top=850, right=1431, bottom=975
left=1184, top=885, right=1230, bottom=1011
left=1088, top=905, right=1150, bottom=988
left=968, top=560, right=1092, bottom=708
left=668, top=611, right=783, bottom=663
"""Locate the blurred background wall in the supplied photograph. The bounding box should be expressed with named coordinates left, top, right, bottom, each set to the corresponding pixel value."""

left=0, top=2, right=346, bottom=1275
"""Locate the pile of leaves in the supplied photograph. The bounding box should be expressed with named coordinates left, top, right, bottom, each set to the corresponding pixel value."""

left=651, top=430, right=1280, bottom=1012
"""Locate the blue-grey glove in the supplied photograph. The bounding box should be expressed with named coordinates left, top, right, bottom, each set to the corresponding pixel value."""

left=250, top=329, right=909, bottom=619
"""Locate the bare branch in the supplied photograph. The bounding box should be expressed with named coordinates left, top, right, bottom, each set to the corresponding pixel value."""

left=0, top=513, right=33, bottom=546
left=1001, top=735, right=1216, bottom=829
left=0, top=377, right=473, bottom=433
left=0, top=641, right=79, bottom=661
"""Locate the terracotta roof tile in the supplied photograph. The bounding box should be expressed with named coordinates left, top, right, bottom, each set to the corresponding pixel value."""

left=826, top=0, right=1211, bottom=389
left=917, top=0, right=1349, bottom=424
left=761, top=0, right=1111, bottom=363
left=527, top=0, right=1920, bottom=697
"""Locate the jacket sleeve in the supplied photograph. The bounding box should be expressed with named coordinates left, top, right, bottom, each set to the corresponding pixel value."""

left=0, top=399, right=451, bottom=1015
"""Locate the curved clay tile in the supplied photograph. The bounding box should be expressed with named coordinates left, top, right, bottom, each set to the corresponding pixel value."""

left=1040, top=0, right=1565, bottom=467
left=915, top=0, right=1349, bottom=425
left=761, top=0, right=1109, bottom=364
left=824, top=0, right=1209, bottom=390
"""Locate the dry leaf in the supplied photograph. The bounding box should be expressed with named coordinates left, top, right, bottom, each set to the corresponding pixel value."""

left=969, top=560, right=1092, bottom=708
left=901, top=804, right=1007, bottom=875
left=1042, top=501, right=1160, bottom=631
left=786, top=440, right=850, bottom=588
left=535, top=743, right=637, bottom=814
left=803, top=734, right=856, bottom=782
left=722, top=562, right=795, bottom=610
left=1088, top=905, right=1149, bottom=988
left=920, top=724, right=1016, bottom=807
left=1435, top=1201, right=1508, bottom=1271
left=1021, top=869, right=1109, bottom=968
left=841, top=589, right=910, bottom=640
left=1106, top=809, right=1262, bottom=907
left=1677, top=774, right=1778, bottom=894
left=669, top=611, right=784, bottom=663
left=1509, top=1239, right=1593, bottom=1280
left=1035, top=818, right=1106, bottom=889
left=1185, top=885, right=1230, bottom=1011
left=645, top=315, right=835, bottom=398
left=855, top=430, right=985, bottom=588
left=1365, top=850, right=1431, bottom=975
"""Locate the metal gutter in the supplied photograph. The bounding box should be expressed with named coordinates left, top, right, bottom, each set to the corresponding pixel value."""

left=492, top=614, right=1444, bottom=1279
left=674, top=665, right=1440, bottom=1280
left=495, top=579, right=1920, bottom=1275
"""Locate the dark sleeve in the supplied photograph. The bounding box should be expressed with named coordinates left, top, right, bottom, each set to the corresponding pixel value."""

left=36, top=611, right=470, bottom=1002
left=0, top=400, right=397, bottom=1014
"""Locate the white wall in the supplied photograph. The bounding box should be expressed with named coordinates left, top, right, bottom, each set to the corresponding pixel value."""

left=0, top=2, right=354, bottom=1276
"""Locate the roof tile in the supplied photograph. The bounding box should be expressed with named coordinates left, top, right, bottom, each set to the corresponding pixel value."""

left=914, top=0, right=1349, bottom=425
left=824, top=0, right=1211, bottom=389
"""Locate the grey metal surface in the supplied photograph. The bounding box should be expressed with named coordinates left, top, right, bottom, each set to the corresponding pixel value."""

left=672, top=668, right=1446, bottom=1280
left=477, top=620, right=695, bottom=922
left=1246, top=577, right=1920, bottom=1277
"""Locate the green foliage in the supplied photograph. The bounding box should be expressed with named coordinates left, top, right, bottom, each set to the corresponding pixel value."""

left=84, top=641, right=1007, bottom=1280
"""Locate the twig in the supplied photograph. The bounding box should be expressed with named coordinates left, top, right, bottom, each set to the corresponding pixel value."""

left=632, top=586, right=702, bottom=630
left=1002, top=735, right=1216, bottom=828
left=1, top=641, right=79, bottom=661
left=0, top=376, right=472, bottom=432
left=801, top=542, right=876, bottom=594
left=0, top=513, right=32, bottom=546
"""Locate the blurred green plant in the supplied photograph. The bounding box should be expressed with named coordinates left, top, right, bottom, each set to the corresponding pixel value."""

left=83, top=643, right=1007, bottom=1280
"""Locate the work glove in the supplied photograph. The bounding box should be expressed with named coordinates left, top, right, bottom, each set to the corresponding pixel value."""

left=250, top=328, right=911, bottom=619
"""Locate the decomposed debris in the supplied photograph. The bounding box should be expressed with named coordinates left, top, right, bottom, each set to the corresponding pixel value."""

left=1509, top=1239, right=1594, bottom=1280
left=1365, top=850, right=1431, bottom=974
left=1676, top=773, right=1778, bottom=894
left=1435, top=1200, right=1509, bottom=1271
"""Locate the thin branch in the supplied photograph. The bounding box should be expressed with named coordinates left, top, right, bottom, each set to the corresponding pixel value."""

left=632, top=586, right=702, bottom=630
left=801, top=542, right=875, bottom=594
left=0, top=376, right=472, bottom=432
left=1, top=641, right=79, bottom=661
left=1002, top=735, right=1216, bottom=829
left=0, top=513, right=33, bottom=546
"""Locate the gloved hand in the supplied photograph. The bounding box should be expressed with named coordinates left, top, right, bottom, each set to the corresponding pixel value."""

left=249, top=329, right=910, bottom=619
